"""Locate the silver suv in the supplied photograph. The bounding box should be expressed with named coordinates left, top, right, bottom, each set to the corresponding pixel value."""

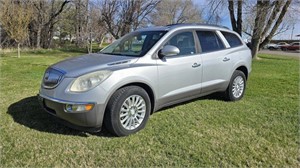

left=38, top=24, right=252, bottom=136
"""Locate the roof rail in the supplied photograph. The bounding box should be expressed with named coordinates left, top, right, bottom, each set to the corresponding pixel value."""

left=166, top=23, right=229, bottom=30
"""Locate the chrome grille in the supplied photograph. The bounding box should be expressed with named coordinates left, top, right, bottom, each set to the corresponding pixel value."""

left=42, top=68, right=65, bottom=89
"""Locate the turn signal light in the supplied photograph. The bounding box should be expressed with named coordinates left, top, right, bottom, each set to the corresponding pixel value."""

left=65, top=104, right=94, bottom=113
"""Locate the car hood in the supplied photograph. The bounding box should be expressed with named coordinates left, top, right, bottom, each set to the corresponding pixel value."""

left=51, top=53, right=138, bottom=77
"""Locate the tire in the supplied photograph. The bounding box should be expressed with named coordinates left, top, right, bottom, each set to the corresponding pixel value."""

left=104, top=86, right=151, bottom=136
left=268, top=47, right=275, bottom=50
left=281, top=48, right=288, bottom=51
left=224, top=70, right=246, bottom=101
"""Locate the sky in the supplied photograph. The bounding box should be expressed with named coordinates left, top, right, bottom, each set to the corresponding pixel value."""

left=194, top=0, right=300, bottom=40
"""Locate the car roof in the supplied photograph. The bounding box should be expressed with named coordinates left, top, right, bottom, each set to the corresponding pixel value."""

left=137, top=23, right=230, bottom=32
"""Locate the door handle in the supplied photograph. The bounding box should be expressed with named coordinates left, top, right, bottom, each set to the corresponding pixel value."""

left=192, top=63, right=201, bottom=68
left=223, top=57, right=230, bottom=62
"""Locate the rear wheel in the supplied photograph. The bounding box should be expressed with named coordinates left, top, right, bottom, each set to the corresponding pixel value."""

left=225, top=70, right=246, bottom=101
left=268, top=46, right=275, bottom=50
left=104, top=86, right=151, bottom=136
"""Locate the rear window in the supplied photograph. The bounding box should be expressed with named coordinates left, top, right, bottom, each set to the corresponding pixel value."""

left=221, top=31, right=242, bottom=47
left=196, top=31, right=225, bottom=53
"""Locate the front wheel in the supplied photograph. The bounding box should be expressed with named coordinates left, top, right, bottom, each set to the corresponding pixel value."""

left=224, top=70, right=247, bottom=101
left=104, top=86, right=151, bottom=136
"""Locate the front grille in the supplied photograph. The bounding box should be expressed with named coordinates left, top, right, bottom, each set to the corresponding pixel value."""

left=42, top=68, right=65, bottom=89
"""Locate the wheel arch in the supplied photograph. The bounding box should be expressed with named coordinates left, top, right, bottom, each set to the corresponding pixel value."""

left=112, top=82, right=156, bottom=114
left=236, top=66, right=248, bottom=80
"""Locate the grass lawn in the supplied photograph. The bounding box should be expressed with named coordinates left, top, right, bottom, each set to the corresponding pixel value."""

left=0, top=49, right=299, bottom=167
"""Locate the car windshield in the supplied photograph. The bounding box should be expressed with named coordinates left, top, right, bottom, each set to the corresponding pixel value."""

left=100, top=30, right=167, bottom=57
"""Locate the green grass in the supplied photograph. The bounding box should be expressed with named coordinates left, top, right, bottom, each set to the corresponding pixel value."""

left=0, top=50, right=299, bottom=167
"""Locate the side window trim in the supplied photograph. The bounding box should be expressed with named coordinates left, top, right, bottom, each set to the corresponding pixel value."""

left=192, top=30, right=201, bottom=54
left=194, top=30, right=202, bottom=53
left=216, top=31, right=230, bottom=48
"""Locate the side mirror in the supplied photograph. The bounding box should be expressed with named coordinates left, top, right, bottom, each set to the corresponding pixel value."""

left=158, top=45, right=180, bottom=58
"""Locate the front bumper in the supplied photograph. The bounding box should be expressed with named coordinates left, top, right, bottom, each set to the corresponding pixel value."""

left=38, top=94, right=106, bottom=132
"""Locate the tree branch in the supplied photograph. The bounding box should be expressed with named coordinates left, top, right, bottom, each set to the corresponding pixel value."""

left=260, top=0, right=292, bottom=47
left=228, top=0, right=237, bottom=32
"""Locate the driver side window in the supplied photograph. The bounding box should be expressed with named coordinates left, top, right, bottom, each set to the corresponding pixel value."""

left=164, top=32, right=196, bottom=56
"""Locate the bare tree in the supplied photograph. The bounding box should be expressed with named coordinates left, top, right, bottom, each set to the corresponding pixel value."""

left=0, top=26, right=13, bottom=49
left=0, top=0, right=33, bottom=58
left=251, top=0, right=292, bottom=59
left=90, top=6, right=107, bottom=49
left=241, top=1, right=293, bottom=38
left=150, top=0, right=202, bottom=26
left=206, top=0, right=293, bottom=59
left=100, top=0, right=160, bottom=39
left=240, top=2, right=256, bottom=38
left=228, top=0, right=243, bottom=35
left=85, top=2, right=107, bottom=53
left=204, top=0, right=226, bottom=25
left=29, top=0, right=70, bottom=48
left=66, top=0, right=107, bottom=52
left=89, top=3, right=108, bottom=51
left=73, top=0, right=89, bottom=48
left=56, top=4, right=76, bottom=44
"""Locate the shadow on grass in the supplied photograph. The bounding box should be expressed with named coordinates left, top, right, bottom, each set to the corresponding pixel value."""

left=7, top=96, right=113, bottom=137
left=7, top=93, right=226, bottom=137
left=157, top=92, right=226, bottom=112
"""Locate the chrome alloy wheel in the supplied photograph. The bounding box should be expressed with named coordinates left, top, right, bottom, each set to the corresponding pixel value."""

left=119, top=95, right=146, bottom=130
left=232, top=76, right=245, bottom=98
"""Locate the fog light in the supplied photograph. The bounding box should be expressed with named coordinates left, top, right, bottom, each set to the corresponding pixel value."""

left=65, top=104, right=94, bottom=113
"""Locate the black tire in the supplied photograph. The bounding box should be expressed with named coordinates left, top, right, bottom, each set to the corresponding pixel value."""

left=281, top=48, right=288, bottom=51
left=104, top=86, right=151, bottom=136
left=224, top=70, right=246, bottom=101
left=268, top=47, right=275, bottom=50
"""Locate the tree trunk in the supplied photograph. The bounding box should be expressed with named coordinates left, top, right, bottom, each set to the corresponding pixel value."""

left=251, top=0, right=269, bottom=59
left=36, top=25, right=41, bottom=48
left=251, top=39, right=260, bottom=59
left=17, top=43, right=20, bottom=58
left=0, top=24, right=2, bottom=50
left=228, top=0, right=237, bottom=33
left=228, top=0, right=242, bottom=35
left=48, top=23, right=55, bottom=48
left=75, top=0, right=80, bottom=47
left=99, top=34, right=106, bottom=48
left=88, top=39, right=92, bottom=54
left=237, top=0, right=242, bottom=35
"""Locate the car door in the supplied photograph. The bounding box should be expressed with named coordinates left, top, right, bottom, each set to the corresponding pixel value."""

left=156, top=31, right=202, bottom=106
left=196, top=30, right=233, bottom=94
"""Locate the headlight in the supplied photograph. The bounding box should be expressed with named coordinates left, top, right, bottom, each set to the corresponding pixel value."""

left=70, top=70, right=112, bottom=92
